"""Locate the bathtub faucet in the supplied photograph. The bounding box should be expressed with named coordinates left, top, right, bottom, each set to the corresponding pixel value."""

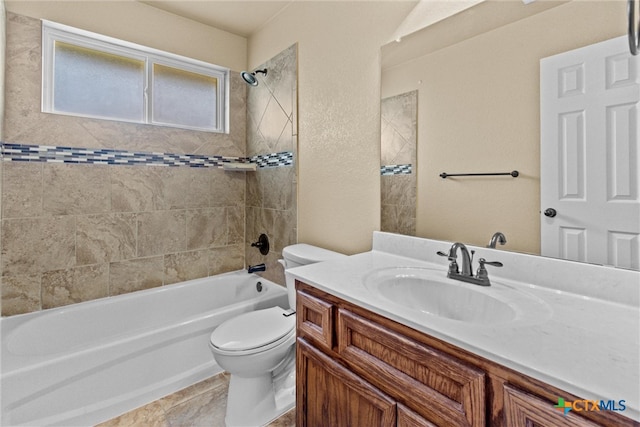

left=248, top=263, right=266, bottom=274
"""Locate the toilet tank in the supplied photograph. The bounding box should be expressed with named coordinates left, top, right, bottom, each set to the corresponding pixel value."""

left=282, top=244, right=346, bottom=310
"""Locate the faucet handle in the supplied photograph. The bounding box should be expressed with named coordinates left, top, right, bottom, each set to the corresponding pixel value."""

left=479, top=258, right=503, bottom=268
left=476, top=258, right=503, bottom=280
left=437, top=251, right=459, bottom=274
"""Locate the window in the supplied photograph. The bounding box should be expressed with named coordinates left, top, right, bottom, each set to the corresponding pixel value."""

left=42, top=20, right=228, bottom=133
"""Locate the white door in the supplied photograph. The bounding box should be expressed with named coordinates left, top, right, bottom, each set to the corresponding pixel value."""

left=540, top=36, right=640, bottom=270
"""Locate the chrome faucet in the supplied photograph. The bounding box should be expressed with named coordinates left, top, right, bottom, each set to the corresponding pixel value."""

left=487, top=232, right=507, bottom=248
left=447, top=242, right=473, bottom=276
left=437, top=242, right=503, bottom=286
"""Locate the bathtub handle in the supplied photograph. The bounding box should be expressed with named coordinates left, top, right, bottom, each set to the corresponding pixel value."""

left=251, top=233, right=270, bottom=255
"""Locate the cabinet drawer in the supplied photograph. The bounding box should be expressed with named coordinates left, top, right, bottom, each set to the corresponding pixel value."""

left=296, top=290, right=334, bottom=350
left=337, top=309, right=485, bottom=427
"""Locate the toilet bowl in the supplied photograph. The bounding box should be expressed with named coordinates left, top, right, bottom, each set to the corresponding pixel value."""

left=209, top=244, right=345, bottom=426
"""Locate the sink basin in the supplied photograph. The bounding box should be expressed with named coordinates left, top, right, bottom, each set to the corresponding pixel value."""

left=363, top=267, right=523, bottom=324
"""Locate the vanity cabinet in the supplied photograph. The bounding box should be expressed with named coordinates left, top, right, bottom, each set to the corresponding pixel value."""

left=295, top=282, right=638, bottom=427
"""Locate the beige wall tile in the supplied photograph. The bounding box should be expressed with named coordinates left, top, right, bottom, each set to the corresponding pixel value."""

left=1, top=274, right=41, bottom=315
left=381, top=204, right=416, bottom=236
left=210, top=168, right=245, bottom=207
left=209, top=244, right=244, bottom=275
left=261, top=167, right=294, bottom=211
left=259, top=99, right=290, bottom=153
left=245, top=170, right=261, bottom=208
left=184, top=168, right=210, bottom=208
left=186, top=208, right=227, bottom=250
left=2, top=162, right=43, bottom=218
left=43, top=163, right=111, bottom=215
left=265, top=47, right=297, bottom=119
left=227, top=206, right=244, bottom=245
left=162, top=167, right=189, bottom=210
left=42, top=264, right=109, bottom=309
left=76, top=213, right=137, bottom=265
left=40, top=216, right=77, bottom=272
left=2, top=216, right=75, bottom=275
left=111, top=166, right=168, bottom=212
left=272, top=209, right=296, bottom=253
left=381, top=174, right=416, bottom=207
left=245, top=206, right=275, bottom=246
left=164, top=250, right=209, bottom=285
left=137, top=210, right=187, bottom=257
left=110, top=256, right=164, bottom=295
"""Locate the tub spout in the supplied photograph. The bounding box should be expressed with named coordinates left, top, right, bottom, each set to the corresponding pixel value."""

left=248, top=263, right=266, bottom=273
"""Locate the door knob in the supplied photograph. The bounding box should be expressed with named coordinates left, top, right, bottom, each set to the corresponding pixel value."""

left=543, top=208, right=557, bottom=218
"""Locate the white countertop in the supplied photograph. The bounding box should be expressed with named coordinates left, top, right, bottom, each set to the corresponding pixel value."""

left=288, top=233, right=640, bottom=422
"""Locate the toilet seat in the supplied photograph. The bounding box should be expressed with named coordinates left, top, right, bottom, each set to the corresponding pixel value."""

left=210, top=307, right=295, bottom=356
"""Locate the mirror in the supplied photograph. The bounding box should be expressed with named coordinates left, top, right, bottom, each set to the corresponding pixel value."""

left=381, top=0, right=639, bottom=269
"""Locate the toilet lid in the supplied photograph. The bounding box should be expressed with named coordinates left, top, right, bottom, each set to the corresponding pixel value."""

left=210, top=307, right=295, bottom=352
left=283, top=243, right=346, bottom=265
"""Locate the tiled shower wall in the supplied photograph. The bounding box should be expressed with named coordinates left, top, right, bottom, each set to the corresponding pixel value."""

left=245, top=45, right=298, bottom=285
left=0, top=13, right=250, bottom=316
left=380, top=90, right=417, bottom=236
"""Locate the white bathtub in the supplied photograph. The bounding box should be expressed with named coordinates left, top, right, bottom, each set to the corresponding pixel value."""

left=0, top=270, right=289, bottom=427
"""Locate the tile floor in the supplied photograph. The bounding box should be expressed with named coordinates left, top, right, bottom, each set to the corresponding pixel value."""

left=96, top=373, right=295, bottom=427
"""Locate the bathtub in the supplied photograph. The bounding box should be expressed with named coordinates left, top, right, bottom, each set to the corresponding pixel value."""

left=0, top=270, right=289, bottom=427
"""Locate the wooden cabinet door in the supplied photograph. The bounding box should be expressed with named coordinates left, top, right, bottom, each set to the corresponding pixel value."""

left=504, top=384, right=602, bottom=427
left=297, top=338, right=397, bottom=427
left=337, top=309, right=485, bottom=427
left=398, top=404, right=438, bottom=427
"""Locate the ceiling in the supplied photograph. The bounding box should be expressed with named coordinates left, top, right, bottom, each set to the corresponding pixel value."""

left=139, top=1, right=293, bottom=38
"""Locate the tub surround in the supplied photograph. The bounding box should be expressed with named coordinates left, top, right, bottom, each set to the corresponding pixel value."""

left=0, top=12, right=247, bottom=316
left=245, top=44, right=298, bottom=285
left=288, top=231, right=640, bottom=422
left=1, top=11, right=299, bottom=316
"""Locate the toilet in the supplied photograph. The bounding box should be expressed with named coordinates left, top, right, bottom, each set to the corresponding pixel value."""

left=209, top=244, right=346, bottom=426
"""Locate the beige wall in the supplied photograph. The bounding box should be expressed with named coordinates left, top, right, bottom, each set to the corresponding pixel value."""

left=4, top=0, right=247, bottom=71
left=381, top=0, right=625, bottom=255
left=248, top=1, right=415, bottom=255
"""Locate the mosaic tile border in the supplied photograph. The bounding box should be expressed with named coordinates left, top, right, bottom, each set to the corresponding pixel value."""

left=251, top=152, right=294, bottom=168
left=380, top=164, right=412, bottom=176
left=0, top=143, right=293, bottom=169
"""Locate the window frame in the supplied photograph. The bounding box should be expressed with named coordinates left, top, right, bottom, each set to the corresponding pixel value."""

left=42, top=20, right=229, bottom=133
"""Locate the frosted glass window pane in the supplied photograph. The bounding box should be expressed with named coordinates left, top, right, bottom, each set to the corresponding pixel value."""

left=53, top=41, right=144, bottom=121
left=152, top=64, right=217, bottom=129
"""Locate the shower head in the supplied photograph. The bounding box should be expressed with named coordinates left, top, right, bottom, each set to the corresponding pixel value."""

left=241, top=69, right=267, bottom=86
